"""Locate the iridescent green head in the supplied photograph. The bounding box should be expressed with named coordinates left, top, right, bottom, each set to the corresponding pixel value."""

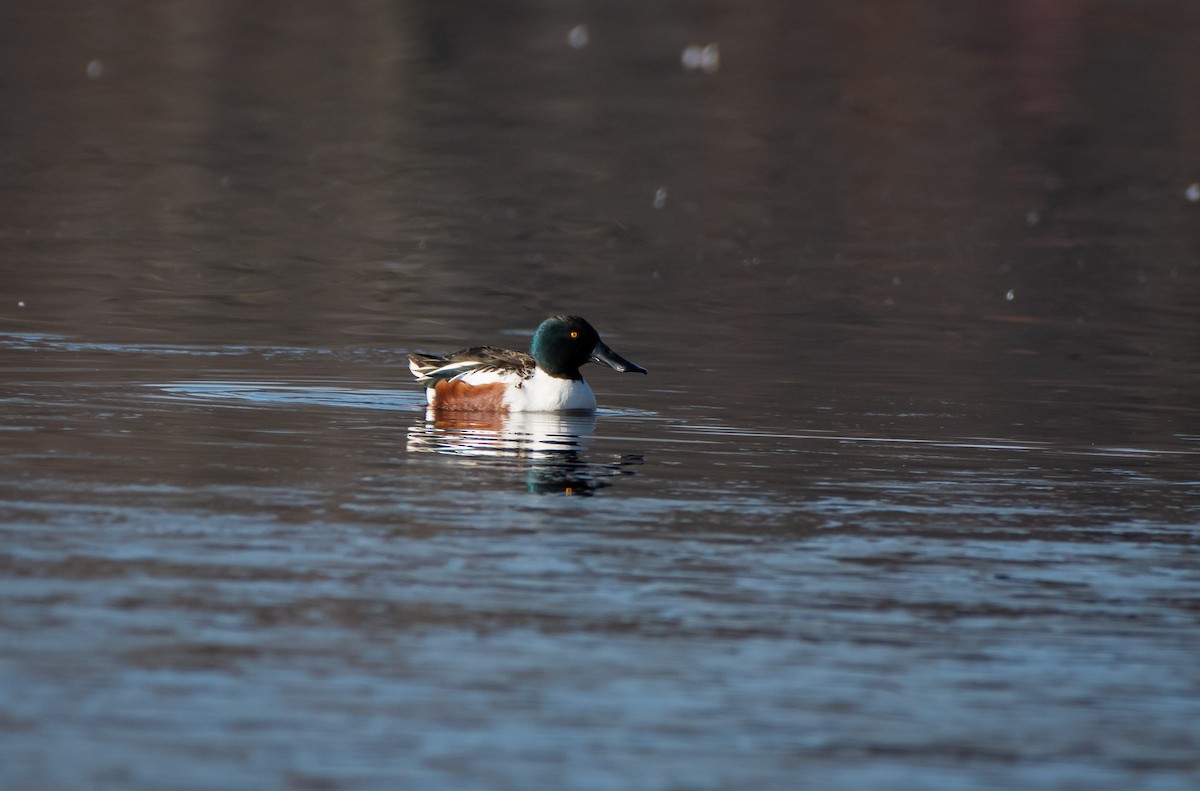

left=530, top=315, right=647, bottom=380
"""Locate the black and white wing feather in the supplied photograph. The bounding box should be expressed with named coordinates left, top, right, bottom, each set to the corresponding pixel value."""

left=408, top=346, right=536, bottom=387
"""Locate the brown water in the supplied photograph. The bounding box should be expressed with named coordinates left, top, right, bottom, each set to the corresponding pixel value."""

left=3, top=2, right=1200, bottom=789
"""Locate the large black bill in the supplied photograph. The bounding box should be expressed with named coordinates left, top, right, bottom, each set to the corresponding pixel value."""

left=589, top=340, right=648, bottom=374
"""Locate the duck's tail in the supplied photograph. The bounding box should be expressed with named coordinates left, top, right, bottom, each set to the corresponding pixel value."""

left=407, top=352, right=448, bottom=381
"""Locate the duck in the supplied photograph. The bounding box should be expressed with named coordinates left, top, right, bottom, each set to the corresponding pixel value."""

left=408, top=315, right=646, bottom=412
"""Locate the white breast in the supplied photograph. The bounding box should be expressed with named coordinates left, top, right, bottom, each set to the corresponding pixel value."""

left=505, top=368, right=596, bottom=412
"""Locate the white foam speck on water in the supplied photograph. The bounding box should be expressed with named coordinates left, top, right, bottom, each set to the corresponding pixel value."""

left=653, top=186, right=668, bottom=209
left=567, top=25, right=589, bottom=49
left=681, top=43, right=720, bottom=74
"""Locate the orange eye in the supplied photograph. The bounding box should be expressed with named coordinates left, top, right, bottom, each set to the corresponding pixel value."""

left=570, top=330, right=579, bottom=339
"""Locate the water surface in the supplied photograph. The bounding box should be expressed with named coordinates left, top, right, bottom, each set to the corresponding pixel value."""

left=3, top=2, right=1200, bottom=790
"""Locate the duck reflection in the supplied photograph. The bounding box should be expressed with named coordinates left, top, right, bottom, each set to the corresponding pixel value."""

left=406, top=410, right=642, bottom=495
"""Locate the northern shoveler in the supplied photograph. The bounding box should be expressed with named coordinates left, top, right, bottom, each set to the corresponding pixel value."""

left=408, top=315, right=647, bottom=412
